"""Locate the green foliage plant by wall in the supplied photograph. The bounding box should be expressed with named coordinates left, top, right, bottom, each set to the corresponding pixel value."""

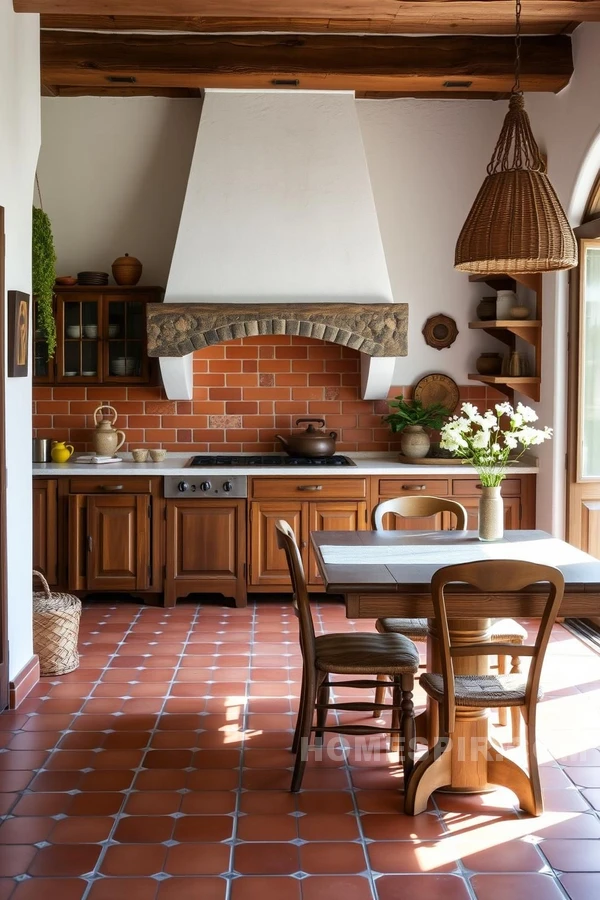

left=32, top=206, right=57, bottom=358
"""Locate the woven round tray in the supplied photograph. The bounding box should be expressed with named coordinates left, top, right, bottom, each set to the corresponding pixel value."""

left=33, top=571, right=82, bottom=676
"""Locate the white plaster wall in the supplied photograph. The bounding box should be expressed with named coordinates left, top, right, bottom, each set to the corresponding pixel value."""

left=38, top=97, right=202, bottom=287
left=40, top=93, right=505, bottom=385
left=0, top=1, right=40, bottom=678
left=525, top=23, right=600, bottom=535
left=357, top=99, right=505, bottom=383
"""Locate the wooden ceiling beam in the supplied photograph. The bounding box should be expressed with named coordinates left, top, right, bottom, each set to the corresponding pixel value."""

left=39, top=32, right=573, bottom=95
left=17, top=0, right=600, bottom=30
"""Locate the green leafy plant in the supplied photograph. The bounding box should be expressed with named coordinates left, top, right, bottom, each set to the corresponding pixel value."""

left=32, top=206, right=57, bottom=358
left=383, top=397, right=451, bottom=433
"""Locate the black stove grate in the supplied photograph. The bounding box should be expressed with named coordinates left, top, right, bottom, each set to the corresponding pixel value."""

left=188, top=455, right=356, bottom=467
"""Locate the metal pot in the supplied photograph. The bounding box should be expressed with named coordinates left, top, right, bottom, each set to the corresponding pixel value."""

left=276, top=418, right=338, bottom=458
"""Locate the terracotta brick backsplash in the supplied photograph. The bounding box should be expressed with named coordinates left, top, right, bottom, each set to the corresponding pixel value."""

left=32, top=335, right=504, bottom=453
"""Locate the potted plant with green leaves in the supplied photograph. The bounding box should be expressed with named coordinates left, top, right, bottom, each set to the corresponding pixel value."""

left=383, top=396, right=451, bottom=459
left=32, top=206, right=57, bottom=359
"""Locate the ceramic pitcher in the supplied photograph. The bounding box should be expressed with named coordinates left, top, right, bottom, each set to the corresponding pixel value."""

left=92, top=405, right=126, bottom=457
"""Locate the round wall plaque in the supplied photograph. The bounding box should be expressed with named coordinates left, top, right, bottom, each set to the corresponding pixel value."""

left=422, top=314, right=458, bottom=350
left=413, top=373, right=460, bottom=414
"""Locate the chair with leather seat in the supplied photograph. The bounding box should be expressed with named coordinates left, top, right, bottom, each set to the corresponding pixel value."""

left=405, top=559, right=564, bottom=816
left=275, top=519, right=420, bottom=793
left=372, top=495, right=528, bottom=744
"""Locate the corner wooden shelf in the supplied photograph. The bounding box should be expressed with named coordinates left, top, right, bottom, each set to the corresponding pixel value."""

left=468, top=273, right=542, bottom=403
left=468, top=374, right=541, bottom=402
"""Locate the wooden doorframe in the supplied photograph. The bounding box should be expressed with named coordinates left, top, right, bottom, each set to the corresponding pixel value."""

left=0, top=208, right=10, bottom=708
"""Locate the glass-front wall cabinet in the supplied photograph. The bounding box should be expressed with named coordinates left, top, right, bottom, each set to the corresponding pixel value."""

left=37, top=286, right=163, bottom=385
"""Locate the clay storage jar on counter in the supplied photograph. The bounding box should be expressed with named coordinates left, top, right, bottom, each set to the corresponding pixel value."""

left=111, top=253, right=142, bottom=286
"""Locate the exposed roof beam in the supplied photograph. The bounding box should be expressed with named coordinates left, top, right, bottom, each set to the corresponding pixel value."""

left=39, top=31, right=573, bottom=95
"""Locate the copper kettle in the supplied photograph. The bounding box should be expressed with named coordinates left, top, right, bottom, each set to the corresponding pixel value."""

left=276, top=418, right=337, bottom=458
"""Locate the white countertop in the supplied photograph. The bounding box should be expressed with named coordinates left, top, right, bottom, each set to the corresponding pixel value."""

left=33, top=452, right=539, bottom=477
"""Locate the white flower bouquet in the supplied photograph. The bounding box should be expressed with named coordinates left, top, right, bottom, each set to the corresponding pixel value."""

left=440, top=402, right=552, bottom=487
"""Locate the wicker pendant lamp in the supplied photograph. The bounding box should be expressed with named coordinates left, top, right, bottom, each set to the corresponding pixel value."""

left=454, top=0, right=577, bottom=274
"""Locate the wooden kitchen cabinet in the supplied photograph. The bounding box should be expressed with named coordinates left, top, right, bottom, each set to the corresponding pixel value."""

left=35, top=286, right=163, bottom=385
left=165, top=499, right=246, bottom=608
left=69, top=493, right=151, bottom=592
left=248, top=476, right=369, bottom=590
left=32, top=479, right=58, bottom=586
left=373, top=473, right=536, bottom=531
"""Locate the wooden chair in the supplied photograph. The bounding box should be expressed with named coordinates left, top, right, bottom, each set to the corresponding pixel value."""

left=405, top=559, right=564, bottom=816
left=372, top=495, right=527, bottom=744
left=275, top=519, right=420, bottom=792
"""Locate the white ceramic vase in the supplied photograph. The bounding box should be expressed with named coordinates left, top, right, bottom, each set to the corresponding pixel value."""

left=400, top=426, right=431, bottom=459
left=478, top=485, right=504, bottom=542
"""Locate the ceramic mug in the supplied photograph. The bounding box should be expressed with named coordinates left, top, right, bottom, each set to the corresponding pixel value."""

left=149, top=449, right=167, bottom=462
left=131, top=448, right=149, bottom=463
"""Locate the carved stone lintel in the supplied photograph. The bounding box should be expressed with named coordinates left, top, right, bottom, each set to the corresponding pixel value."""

left=147, top=302, right=408, bottom=358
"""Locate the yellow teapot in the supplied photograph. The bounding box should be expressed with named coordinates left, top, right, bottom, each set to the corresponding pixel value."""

left=51, top=441, right=74, bottom=463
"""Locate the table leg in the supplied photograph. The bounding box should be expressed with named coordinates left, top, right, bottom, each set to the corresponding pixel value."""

left=406, top=617, right=493, bottom=814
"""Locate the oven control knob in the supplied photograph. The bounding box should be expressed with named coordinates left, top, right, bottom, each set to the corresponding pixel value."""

left=223, top=481, right=233, bottom=493
left=200, top=481, right=212, bottom=492
left=178, top=481, right=189, bottom=493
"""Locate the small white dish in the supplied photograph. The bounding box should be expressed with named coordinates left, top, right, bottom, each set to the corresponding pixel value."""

left=66, top=326, right=81, bottom=338
left=82, top=371, right=97, bottom=377
left=83, top=325, right=98, bottom=338
left=108, top=325, right=120, bottom=338
left=64, top=371, right=78, bottom=376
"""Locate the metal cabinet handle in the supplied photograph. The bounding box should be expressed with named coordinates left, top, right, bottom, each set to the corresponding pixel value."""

left=87, top=535, right=93, bottom=552
left=401, top=484, right=427, bottom=491
left=100, top=484, right=124, bottom=491
left=297, top=485, right=323, bottom=492
left=300, top=541, right=307, bottom=549
left=476, top=484, right=482, bottom=490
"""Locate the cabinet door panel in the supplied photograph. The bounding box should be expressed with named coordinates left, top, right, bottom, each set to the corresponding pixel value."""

left=250, top=502, right=303, bottom=586
left=87, top=495, right=149, bottom=590
left=377, top=509, right=445, bottom=532
left=308, top=501, right=367, bottom=585
left=33, top=480, right=58, bottom=586
left=167, top=502, right=240, bottom=580
left=459, top=497, right=521, bottom=531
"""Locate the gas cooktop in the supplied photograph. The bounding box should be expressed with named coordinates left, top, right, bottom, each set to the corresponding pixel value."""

left=188, top=455, right=356, bottom=467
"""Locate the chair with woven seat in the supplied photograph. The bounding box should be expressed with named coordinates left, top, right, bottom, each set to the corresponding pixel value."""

left=275, top=519, right=420, bottom=793
left=372, top=495, right=527, bottom=744
left=404, top=559, right=564, bottom=816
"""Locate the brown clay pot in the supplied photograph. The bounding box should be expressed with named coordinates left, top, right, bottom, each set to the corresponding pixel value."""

left=112, top=253, right=142, bottom=286
left=475, top=352, right=503, bottom=375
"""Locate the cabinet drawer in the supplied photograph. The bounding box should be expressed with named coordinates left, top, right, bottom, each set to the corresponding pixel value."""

left=250, top=477, right=368, bottom=500
left=451, top=477, right=521, bottom=497
left=68, top=477, right=153, bottom=494
left=378, top=478, right=449, bottom=497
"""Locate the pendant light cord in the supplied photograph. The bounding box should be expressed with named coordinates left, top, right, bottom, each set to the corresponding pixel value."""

left=512, top=0, right=522, bottom=95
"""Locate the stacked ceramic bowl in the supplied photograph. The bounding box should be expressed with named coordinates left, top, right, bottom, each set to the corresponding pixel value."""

left=110, top=357, right=136, bottom=376
left=77, top=271, right=109, bottom=286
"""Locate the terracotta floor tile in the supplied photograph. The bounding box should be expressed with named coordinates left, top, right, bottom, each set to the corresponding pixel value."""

left=28, top=844, right=101, bottom=877
left=0, top=816, right=54, bottom=844
left=124, top=791, right=182, bottom=815
left=156, top=877, right=227, bottom=900
left=164, top=843, right=231, bottom=875
left=298, top=813, right=360, bottom=841
left=187, top=770, right=239, bottom=791
left=531, top=813, right=600, bottom=839
left=11, top=878, right=87, bottom=900
left=0, top=845, right=37, bottom=877
left=11, top=793, right=73, bottom=816
left=300, top=842, right=367, bottom=874
left=50, top=816, right=114, bottom=844
left=101, top=845, right=168, bottom=876
left=470, top=873, right=566, bottom=900
left=173, top=815, right=234, bottom=842
left=87, top=879, right=159, bottom=900
left=180, top=791, right=237, bottom=815
left=239, top=791, right=297, bottom=814
left=67, top=793, right=124, bottom=816
left=541, top=839, right=600, bottom=872
left=135, top=770, right=187, bottom=792
left=368, top=842, right=457, bottom=875
left=230, top=877, right=302, bottom=899
left=233, top=842, right=300, bottom=875
left=560, top=873, right=600, bottom=900
left=302, top=875, right=375, bottom=900
left=237, top=813, right=298, bottom=841
left=376, top=874, right=471, bottom=900
left=360, top=813, right=445, bottom=841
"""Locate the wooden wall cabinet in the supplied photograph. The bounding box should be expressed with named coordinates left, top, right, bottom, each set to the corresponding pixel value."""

left=165, top=499, right=246, bottom=608
left=32, top=479, right=58, bottom=586
left=34, top=286, right=163, bottom=385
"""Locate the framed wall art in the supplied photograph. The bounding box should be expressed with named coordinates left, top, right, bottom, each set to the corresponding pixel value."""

left=8, top=291, right=30, bottom=377
left=422, top=314, right=458, bottom=350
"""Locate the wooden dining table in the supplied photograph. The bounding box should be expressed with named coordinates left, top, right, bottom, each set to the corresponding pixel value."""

left=311, top=528, right=600, bottom=814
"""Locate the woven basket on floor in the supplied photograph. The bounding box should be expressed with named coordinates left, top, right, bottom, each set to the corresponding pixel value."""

left=33, top=570, right=82, bottom=676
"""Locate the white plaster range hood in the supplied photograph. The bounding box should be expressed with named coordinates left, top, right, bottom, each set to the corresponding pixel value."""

left=156, top=89, right=406, bottom=400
